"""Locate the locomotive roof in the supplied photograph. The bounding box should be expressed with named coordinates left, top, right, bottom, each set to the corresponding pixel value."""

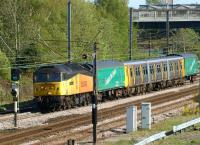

left=96, top=60, right=124, bottom=69
left=124, top=55, right=183, bottom=65
left=180, top=53, right=198, bottom=58
left=35, top=63, right=92, bottom=76
left=124, top=60, right=146, bottom=65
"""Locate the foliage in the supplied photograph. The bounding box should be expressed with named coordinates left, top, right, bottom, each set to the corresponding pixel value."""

left=0, top=0, right=132, bottom=64
left=0, top=51, right=10, bottom=80
left=19, top=43, right=41, bottom=66
left=146, top=0, right=162, bottom=5
left=0, top=0, right=199, bottom=67
left=0, top=0, right=38, bottom=58
left=98, top=0, right=129, bottom=60
left=172, top=28, right=200, bottom=56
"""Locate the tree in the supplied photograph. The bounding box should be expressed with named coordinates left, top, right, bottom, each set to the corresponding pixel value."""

left=172, top=29, right=200, bottom=54
left=0, top=0, right=38, bottom=63
left=146, top=0, right=162, bottom=5
left=0, top=51, right=10, bottom=80
left=98, top=0, right=129, bottom=60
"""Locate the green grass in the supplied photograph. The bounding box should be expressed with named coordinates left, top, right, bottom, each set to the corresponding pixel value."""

left=102, top=114, right=200, bottom=145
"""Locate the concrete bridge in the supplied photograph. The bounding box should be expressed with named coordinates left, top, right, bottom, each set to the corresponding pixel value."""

left=132, top=4, right=200, bottom=29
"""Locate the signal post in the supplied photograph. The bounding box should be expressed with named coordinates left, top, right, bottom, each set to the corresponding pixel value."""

left=82, top=42, right=98, bottom=144
left=11, top=68, right=20, bottom=127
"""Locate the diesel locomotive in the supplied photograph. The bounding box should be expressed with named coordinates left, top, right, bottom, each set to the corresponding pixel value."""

left=33, top=54, right=198, bottom=111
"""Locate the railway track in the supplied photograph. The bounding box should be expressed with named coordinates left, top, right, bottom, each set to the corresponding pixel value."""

left=36, top=93, right=198, bottom=145
left=0, top=112, right=42, bottom=123
left=0, top=85, right=198, bottom=145
left=0, top=82, right=197, bottom=124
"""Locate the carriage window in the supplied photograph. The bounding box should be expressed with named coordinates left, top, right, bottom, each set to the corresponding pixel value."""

left=150, top=65, right=154, bottom=74
left=136, top=67, right=140, bottom=76
left=163, top=64, right=167, bottom=72
left=170, top=63, right=173, bottom=71
left=143, top=67, right=145, bottom=75
left=157, top=64, right=161, bottom=73
left=130, top=67, right=133, bottom=77
left=143, top=66, right=148, bottom=75
left=174, top=62, right=178, bottom=70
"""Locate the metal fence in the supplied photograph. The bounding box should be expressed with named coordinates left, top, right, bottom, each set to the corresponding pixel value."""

left=135, top=117, right=200, bottom=145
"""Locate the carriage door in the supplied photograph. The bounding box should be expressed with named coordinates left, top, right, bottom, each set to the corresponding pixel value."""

left=135, top=65, right=141, bottom=85
left=179, top=60, right=183, bottom=78
left=174, top=61, right=179, bottom=79
left=156, top=63, right=162, bottom=81
left=169, top=61, right=174, bottom=80
left=149, top=64, right=155, bottom=82
left=163, top=62, right=168, bottom=80
left=142, top=65, right=148, bottom=84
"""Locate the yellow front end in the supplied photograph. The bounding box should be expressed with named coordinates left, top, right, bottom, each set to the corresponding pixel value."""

left=33, top=80, right=78, bottom=97
left=34, top=73, right=94, bottom=97
left=34, top=82, right=64, bottom=97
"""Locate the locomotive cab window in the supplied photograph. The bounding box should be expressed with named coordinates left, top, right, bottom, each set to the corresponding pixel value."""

left=62, top=73, right=68, bottom=80
left=34, top=72, right=61, bottom=82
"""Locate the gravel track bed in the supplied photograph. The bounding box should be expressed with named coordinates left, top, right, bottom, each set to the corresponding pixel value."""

left=24, top=97, right=198, bottom=145
left=0, top=83, right=198, bottom=130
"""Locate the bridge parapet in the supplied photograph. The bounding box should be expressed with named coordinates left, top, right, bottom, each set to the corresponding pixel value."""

left=133, top=4, right=200, bottom=22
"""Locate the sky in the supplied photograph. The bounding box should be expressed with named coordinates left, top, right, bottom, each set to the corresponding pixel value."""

left=128, top=0, right=200, bottom=8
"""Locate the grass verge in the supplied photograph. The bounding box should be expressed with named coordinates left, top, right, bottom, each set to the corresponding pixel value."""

left=102, top=114, right=200, bottom=145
